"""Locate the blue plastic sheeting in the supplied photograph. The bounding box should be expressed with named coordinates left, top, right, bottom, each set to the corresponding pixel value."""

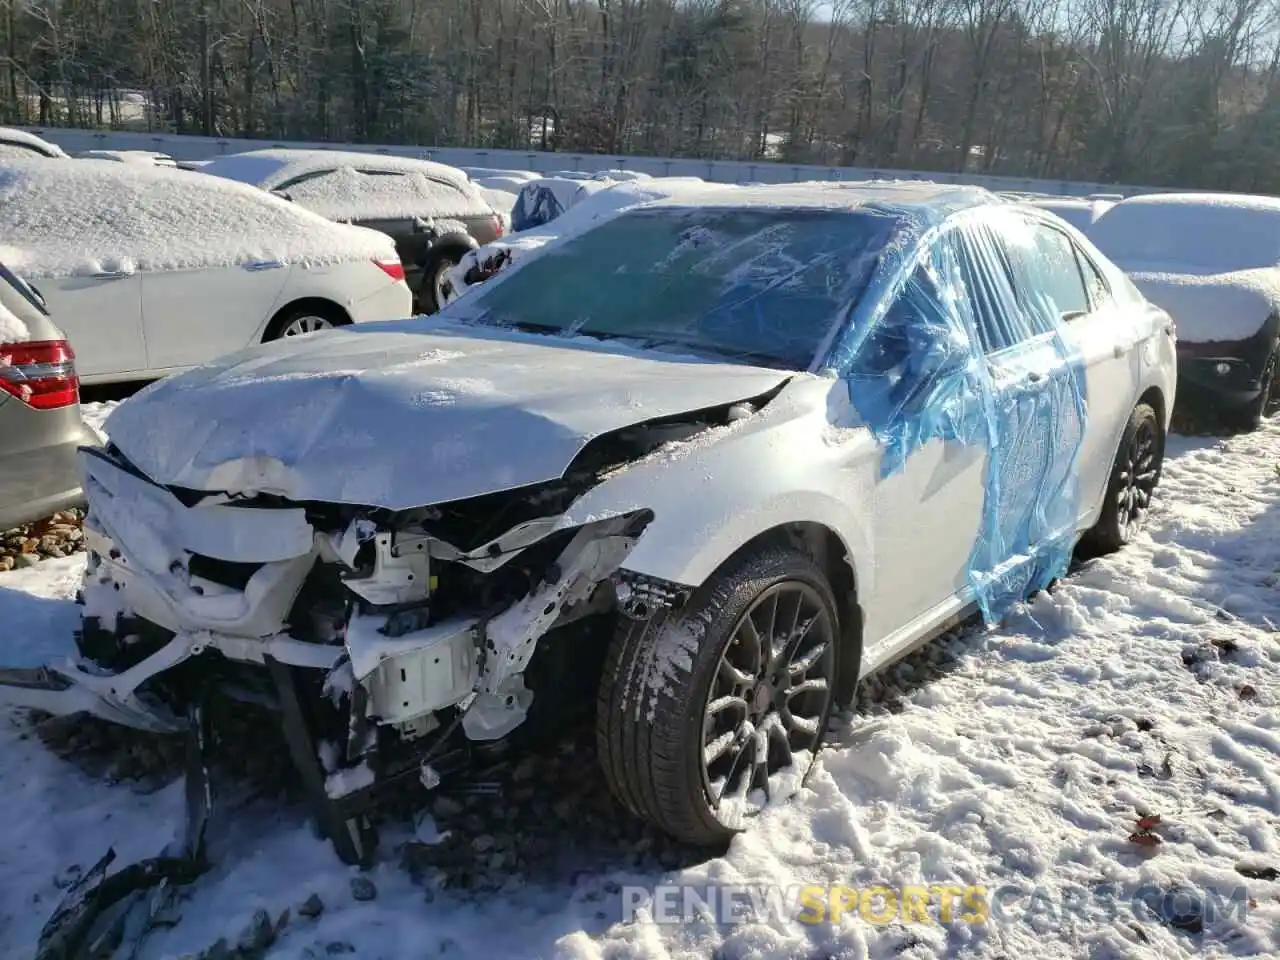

left=511, top=178, right=586, bottom=231
left=823, top=200, right=1088, bottom=623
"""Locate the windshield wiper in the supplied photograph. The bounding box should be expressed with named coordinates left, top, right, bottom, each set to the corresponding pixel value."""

left=627, top=335, right=787, bottom=369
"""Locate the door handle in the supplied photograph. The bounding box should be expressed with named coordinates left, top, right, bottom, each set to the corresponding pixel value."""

left=242, top=260, right=284, bottom=272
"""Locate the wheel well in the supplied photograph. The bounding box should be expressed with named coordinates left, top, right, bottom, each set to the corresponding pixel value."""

left=1138, top=385, right=1166, bottom=435
left=263, top=298, right=352, bottom=341
left=714, top=522, right=864, bottom=709
left=420, top=239, right=476, bottom=269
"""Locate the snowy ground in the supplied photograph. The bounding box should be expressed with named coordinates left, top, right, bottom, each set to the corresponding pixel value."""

left=0, top=419, right=1278, bottom=958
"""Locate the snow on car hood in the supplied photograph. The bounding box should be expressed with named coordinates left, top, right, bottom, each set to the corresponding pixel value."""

left=104, top=320, right=792, bottom=510
left=1124, top=264, right=1279, bottom=343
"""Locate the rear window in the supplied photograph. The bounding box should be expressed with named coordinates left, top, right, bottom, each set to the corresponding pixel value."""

left=0, top=262, right=48, bottom=315
left=0, top=143, right=47, bottom=160
left=463, top=206, right=905, bottom=370
left=1089, top=200, right=1280, bottom=272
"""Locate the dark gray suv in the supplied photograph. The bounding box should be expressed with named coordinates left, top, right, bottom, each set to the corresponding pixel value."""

left=0, top=262, right=98, bottom=531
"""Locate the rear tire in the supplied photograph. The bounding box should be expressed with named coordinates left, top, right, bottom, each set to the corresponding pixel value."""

left=263, top=302, right=348, bottom=341
left=596, top=544, right=840, bottom=847
left=1080, top=402, right=1163, bottom=555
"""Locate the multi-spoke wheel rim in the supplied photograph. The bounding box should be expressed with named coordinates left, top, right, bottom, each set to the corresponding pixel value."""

left=1117, top=420, right=1160, bottom=540
left=701, top=581, right=836, bottom=829
left=433, top=261, right=456, bottom=308
left=1259, top=355, right=1278, bottom=417
left=281, top=314, right=333, bottom=337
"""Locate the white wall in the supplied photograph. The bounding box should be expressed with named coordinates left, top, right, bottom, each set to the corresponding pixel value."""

left=21, top=126, right=1161, bottom=198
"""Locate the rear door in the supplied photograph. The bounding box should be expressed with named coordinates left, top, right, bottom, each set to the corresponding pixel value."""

left=952, top=215, right=1087, bottom=616
left=34, top=269, right=146, bottom=382
left=997, top=211, right=1137, bottom=524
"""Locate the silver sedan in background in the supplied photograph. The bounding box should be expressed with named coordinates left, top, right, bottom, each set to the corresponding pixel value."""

left=0, top=261, right=98, bottom=531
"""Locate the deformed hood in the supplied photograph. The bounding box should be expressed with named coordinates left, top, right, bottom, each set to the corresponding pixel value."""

left=104, top=319, right=792, bottom=510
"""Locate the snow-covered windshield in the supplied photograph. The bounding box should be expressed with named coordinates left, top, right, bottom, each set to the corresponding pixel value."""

left=462, top=205, right=904, bottom=370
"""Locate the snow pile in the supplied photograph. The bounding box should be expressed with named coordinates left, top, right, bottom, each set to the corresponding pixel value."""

left=1, top=420, right=1279, bottom=956
left=0, top=157, right=397, bottom=279
left=0, top=296, right=29, bottom=342
left=278, top=167, right=486, bottom=221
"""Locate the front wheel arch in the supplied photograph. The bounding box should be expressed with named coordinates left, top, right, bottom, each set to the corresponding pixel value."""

left=596, top=541, right=844, bottom=846
left=673, top=521, right=863, bottom=709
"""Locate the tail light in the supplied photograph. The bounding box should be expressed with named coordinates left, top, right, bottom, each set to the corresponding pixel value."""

left=0, top=339, right=79, bottom=409
left=492, top=215, right=505, bottom=239
left=373, top=258, right=406, bottom=282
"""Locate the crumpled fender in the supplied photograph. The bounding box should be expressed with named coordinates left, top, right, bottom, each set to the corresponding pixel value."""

left=560, top=376, right=878, bottom=596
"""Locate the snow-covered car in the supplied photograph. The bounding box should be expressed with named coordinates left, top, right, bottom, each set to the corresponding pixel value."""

left=458, top=166, right=539, bottom=190
left=0, top=182, right=1176, bottom=870
left=509, top=176, right=600, bottom=231
left=443, top=178, right=719, bottom=305
left=76, top=148, right=178, bottom=167
left=200, top=149, right=504, bottom=312
left=0, top=127, right=67, bottom=159
left=1087, top=192, right=1280, bottom=428
left=0, top=157, right=411, bottom=385
left=1020, top=196, right=1114, bottom=232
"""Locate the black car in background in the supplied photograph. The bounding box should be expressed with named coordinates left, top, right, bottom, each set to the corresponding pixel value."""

left=201, top=149, right=505, bottom=313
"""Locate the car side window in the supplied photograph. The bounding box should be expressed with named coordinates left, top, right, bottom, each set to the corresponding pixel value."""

left=1002, top=217, right=1092, bottom=325
left=273, top=169, right=336, bottom=192
left=1074, top=247, right=1111, bottom=310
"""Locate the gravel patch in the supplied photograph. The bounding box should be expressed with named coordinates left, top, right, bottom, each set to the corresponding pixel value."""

left=0, top=508, right=86, bottom=571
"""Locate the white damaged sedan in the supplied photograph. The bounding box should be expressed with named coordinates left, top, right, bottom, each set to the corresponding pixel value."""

left=1, top=182, right=1176, bottom=864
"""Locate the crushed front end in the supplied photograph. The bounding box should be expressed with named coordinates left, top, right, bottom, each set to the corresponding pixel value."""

left=25, top=441, right=653, bottom=864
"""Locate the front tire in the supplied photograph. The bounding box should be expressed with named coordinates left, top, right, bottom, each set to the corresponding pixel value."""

left=1224, top=349, right=1276, bottom=432
left=596, top=545, right=840, bottom=847
left=1081, top=401, right=1163, bottom=555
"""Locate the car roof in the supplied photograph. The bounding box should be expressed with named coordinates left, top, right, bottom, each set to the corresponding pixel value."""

left=1107, top=191, right=1280, bottom=213
left=201, top=148, right=469, bottom=190
left=635, top=179, right=996, bottom=220
left=0, top=126, right=68, bottom=158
